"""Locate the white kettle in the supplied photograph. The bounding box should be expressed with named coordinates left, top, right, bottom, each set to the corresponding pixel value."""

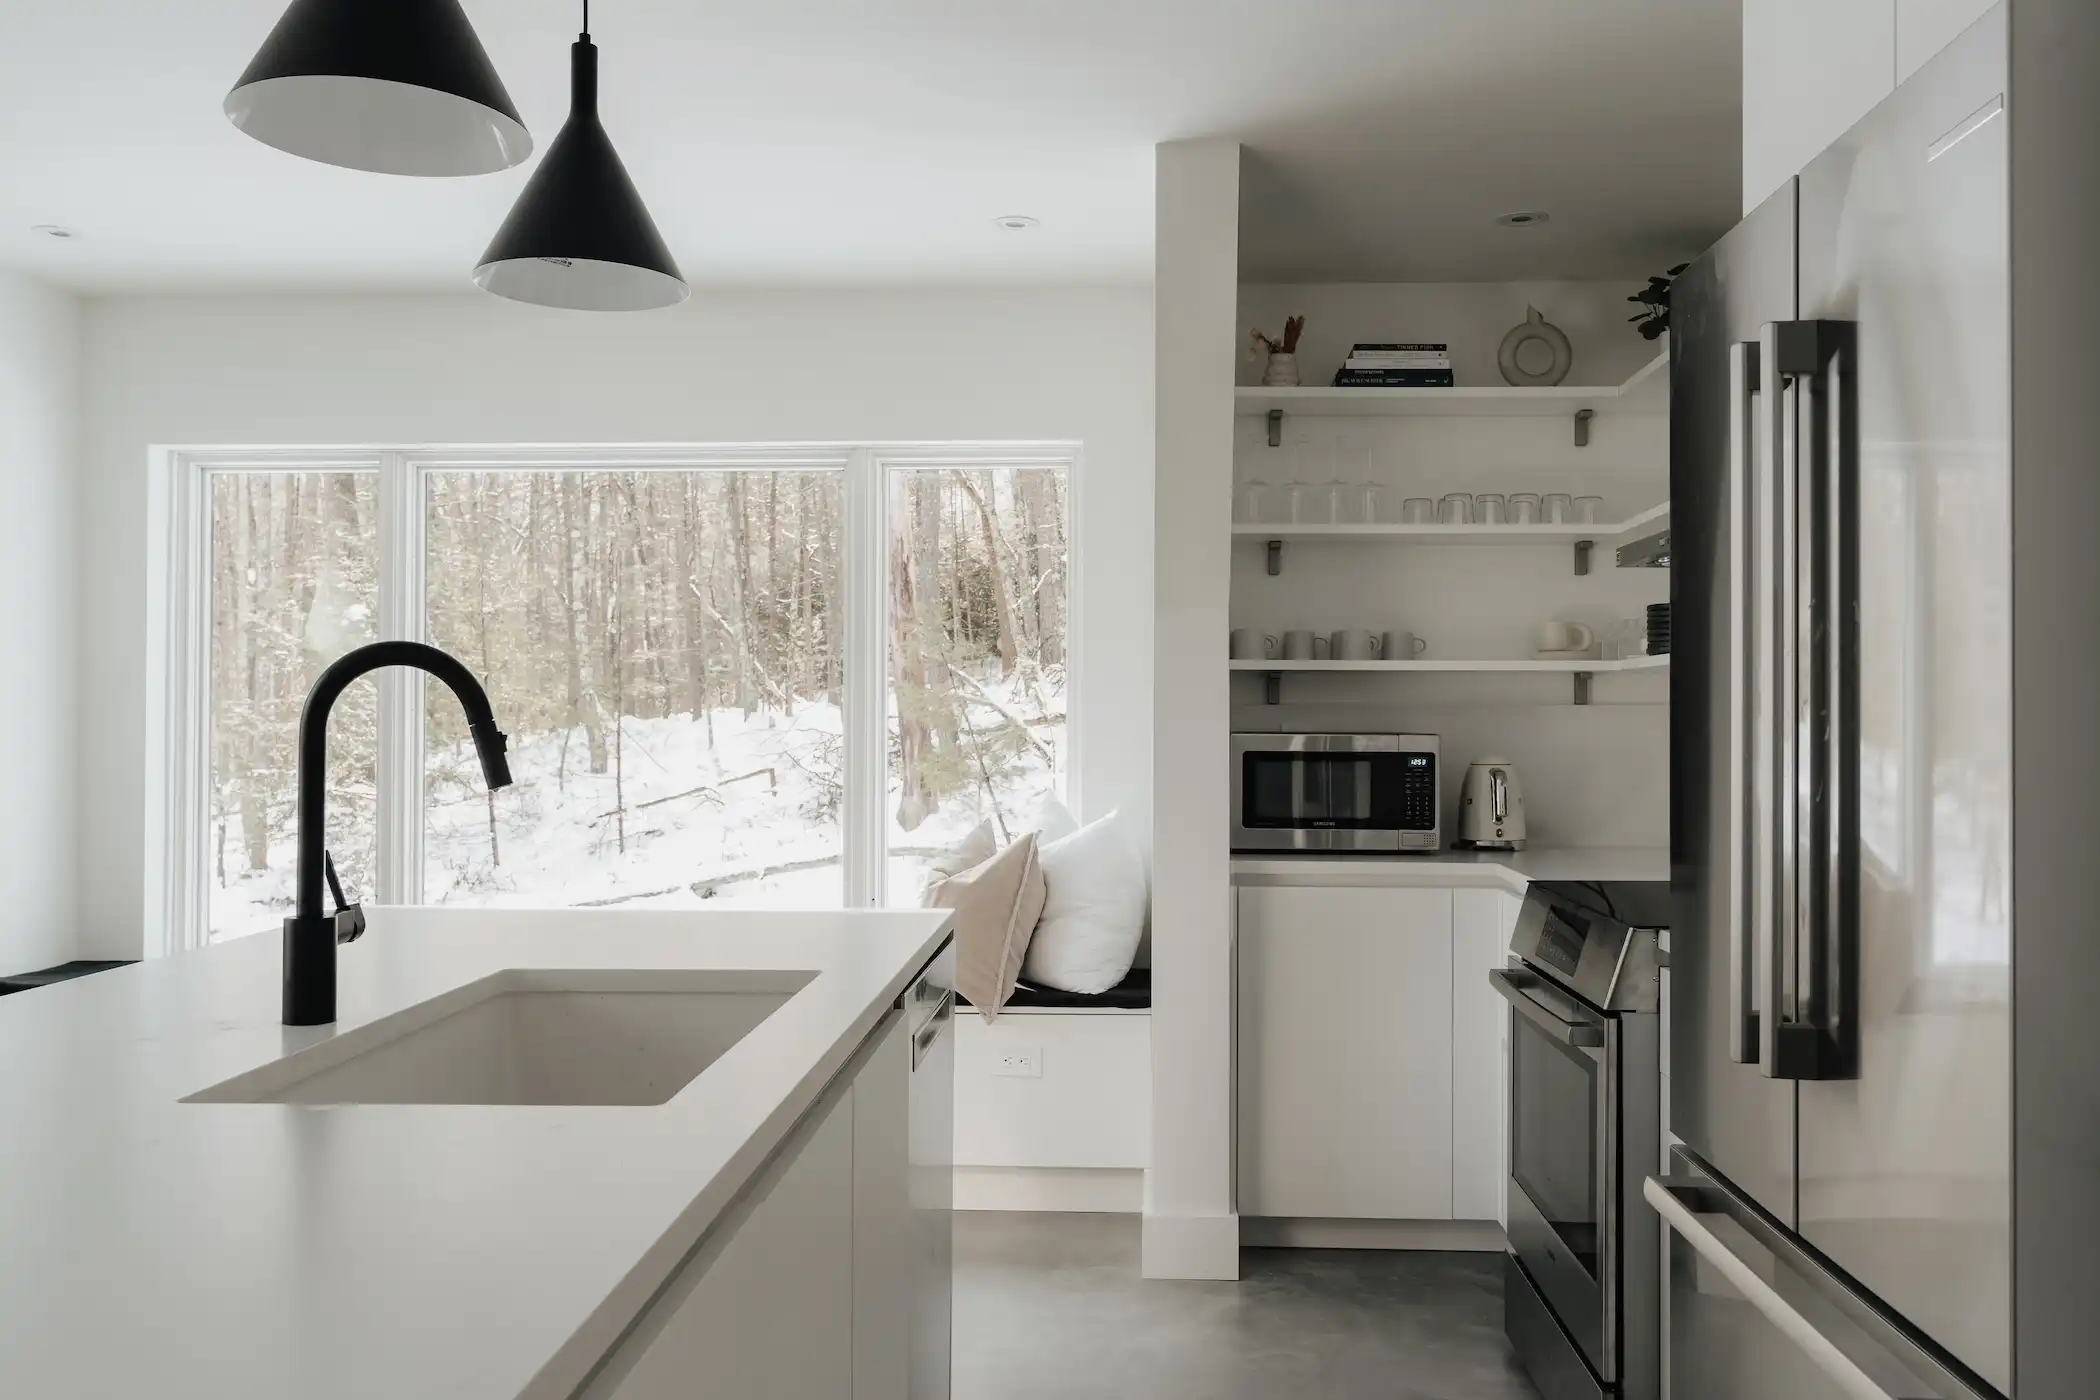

left=1460, top=756, right=1527, bottom=850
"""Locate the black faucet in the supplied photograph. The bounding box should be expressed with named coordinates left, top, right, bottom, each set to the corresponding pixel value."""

left=283, top=642, right=513, bottom=1026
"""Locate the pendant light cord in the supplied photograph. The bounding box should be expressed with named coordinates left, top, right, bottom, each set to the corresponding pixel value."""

left=581, top=0, right=589, bottom=39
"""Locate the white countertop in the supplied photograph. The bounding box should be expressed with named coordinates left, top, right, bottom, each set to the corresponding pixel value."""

left=1230, top=846, right=1669, bottom=892
left=0, top=906, right=951, bottom=1400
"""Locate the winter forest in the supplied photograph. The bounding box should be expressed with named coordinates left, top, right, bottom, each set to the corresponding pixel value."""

left=205, top=464, right=1069, bottom=940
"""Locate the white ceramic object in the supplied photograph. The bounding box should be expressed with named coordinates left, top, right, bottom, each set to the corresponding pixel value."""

left=1534, top=620, right=1597, bottom=654
left=1383, top=630, right=1429, bottom=659
left=1497, top=305, right=1574, bottom=386
left=1262, top=352, right=1302, bottom=387
left=1330, top=628, right=1382, bottom=660
left=1230, top=629, right=1277, bottom=661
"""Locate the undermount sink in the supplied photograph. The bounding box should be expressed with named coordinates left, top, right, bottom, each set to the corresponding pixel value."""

left=186, top=968, right=815, bottom=1106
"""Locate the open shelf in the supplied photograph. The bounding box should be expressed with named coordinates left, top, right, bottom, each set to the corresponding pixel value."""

left=1235, top=350, right=1667, bottom=419
left=1228, top=657, right=1670, bottom=674
left=1232, top=518, right=1655, bottom=545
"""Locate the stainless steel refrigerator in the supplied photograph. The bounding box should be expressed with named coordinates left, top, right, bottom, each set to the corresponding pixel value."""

left=1661, top=4, right=2099, bottom=1398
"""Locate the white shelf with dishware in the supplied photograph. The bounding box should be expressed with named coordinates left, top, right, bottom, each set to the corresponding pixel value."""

left=1235, top=498, right=1670, bottom=576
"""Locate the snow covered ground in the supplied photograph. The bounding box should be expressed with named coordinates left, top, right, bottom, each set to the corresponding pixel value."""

left=209, top=687, right=1063, bottom=942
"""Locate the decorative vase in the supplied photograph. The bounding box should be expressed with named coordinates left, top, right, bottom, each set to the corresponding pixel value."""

left=1262, top=352, right=1301, bottom=387
left=1497, top=305, right=1574, bottom=386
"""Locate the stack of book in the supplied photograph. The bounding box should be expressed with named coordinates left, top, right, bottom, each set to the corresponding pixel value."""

left=1333, top=342, right=1453, bottom=388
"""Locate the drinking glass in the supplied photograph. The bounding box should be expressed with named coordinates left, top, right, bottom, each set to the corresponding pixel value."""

left=1236, top=478, right=1271, bottom=523
left=1287, top=481, right=1326, bottom=524
left=1401, top=497, right=1435, bottom=525
left=1324, top=478, right=1352, bottom=523
left=1573, top=495, right=1605, bottom=524
left=1358, top=481, right=1388, bottom=524
left=1543, top=492, right=1574, bottom=524
left=1438, top=493, right=1473, bottom=525
left=1508, top=493, right=1541, bottom=525
left=1474, top=493, right=1508, bottom=525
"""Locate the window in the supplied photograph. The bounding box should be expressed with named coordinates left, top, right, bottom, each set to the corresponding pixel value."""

left=885, top=467, right=1069, bottom=902
left=157, top=447, right=1074, bottom=951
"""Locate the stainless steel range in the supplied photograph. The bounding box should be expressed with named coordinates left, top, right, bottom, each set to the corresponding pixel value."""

left=1493, top=879, right=1669, bottom=1400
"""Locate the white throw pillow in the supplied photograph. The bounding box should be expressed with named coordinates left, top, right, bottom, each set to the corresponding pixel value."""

left=1026, top=794, right=1080, bottom=843
left=1022, top=809, right=1149, bottom=995
left=921, top=819, right=999, bottom=899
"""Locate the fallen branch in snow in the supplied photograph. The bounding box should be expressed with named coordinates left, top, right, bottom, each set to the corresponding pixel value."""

left=691, top=855, right=841, bottom=898
left=573, top=885, right=689, bottom=908
left=589, top=768, right=774, bottom=822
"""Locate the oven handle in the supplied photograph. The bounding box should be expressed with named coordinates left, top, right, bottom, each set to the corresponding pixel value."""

left=1488, top=968, right=1605, bottom=1048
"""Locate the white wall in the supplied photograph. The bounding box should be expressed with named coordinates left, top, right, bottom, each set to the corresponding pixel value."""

left=0, top=272, right=81, bottom=976
left=1146, top=138, right=1242, bottom=1280
left=1744, top=0, right=1995, bottom=213
left=77, top=287, right=1153, bottom=961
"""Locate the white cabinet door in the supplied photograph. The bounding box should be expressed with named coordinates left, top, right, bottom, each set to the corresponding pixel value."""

left=1451, top=888, right=1513, bottom=1224
left=853, top=1016, right=913, bottom=1400
left=1897, top=0, right=1995, bottom=81
left=1236, top=885, right=1454, bottom=1220
left=592, top=1083, right=856, bottom=1400
left=1743, top=0, right=1895, bottom=212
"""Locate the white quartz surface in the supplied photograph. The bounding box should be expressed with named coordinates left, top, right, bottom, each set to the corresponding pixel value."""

left=0, top=906, right=951, bottom=1400
left=1229, top=846, right=1668, bottom=891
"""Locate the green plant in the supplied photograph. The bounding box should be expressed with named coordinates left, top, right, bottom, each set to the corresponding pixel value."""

left=1628, top=264, right=1690, bottom=341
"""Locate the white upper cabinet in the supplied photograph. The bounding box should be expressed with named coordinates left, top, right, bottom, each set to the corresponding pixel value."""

left=1744, top=0, right=1998, bottom=213
left=1742, top=0, right=1896, bottom=213
left=1897, top=0, right=1997, bottom=81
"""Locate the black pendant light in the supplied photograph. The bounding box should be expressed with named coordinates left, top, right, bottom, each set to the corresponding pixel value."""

left=226, top=0, right=531, bottom=176
left=474, top=4, right=688, bottom=312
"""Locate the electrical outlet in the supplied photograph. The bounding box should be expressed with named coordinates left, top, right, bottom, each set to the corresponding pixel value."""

left=993, top=1046, right=1042, bottom=1078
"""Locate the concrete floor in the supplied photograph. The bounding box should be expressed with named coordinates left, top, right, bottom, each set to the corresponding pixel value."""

left=955, top=1212, right=1543, bottom=1400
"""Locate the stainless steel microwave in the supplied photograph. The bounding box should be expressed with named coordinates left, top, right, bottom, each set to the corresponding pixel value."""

left=1229, top=733, right=1441, bottom=853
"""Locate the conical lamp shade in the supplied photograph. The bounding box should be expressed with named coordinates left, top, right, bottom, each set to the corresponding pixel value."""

left=226, top=0, right=530, bottom=176
left=474, top=39, right=688, bottom=312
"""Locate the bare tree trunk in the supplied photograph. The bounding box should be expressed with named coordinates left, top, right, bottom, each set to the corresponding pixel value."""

left=234, top=476, right=270, bottom=872
left=681, top=476, right=708, bottom=722
left=958, top=472, right=1021, bottom=673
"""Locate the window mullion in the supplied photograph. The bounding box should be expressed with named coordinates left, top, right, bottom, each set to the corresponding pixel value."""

left=374, top=452, right=426, bottom=906
left=843, top=449, right=888, bottom=905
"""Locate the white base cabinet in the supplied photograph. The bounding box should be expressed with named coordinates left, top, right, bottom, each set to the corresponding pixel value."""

left=1236, top=885, right=1455, bottom=1219
left=585, top=1007, right=949, bottom=1400
left=1236, top=883, right=1519, bottom=1227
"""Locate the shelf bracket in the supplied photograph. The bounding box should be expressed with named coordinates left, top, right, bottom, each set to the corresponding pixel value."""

left=1573, top=539, right=1594, bottom=576
left=1573, top=671, right=1593, bottom=706
left=1265, top=671, right=1282, bottom=706
left=1573, top=407, right=1596, bottom=448
left=1267, top=409, right=1285, bottom=448
left=1266, top=539, right=1283, bottom=575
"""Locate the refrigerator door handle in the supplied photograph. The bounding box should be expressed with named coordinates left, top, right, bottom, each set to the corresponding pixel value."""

left=1647, top=1176, right=1896, bottom=1400
left=1727, top=338, right=1762, bottom=1063
left=1767, top=320, right=1860, bottom=1081
left=1754, top=320, right=1791, bottom=1077
left=1648, top=1167, right=1992, bottom=1400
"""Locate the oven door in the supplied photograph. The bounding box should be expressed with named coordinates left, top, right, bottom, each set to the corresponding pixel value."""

left=1493, top=965, right=1619, bottom=1384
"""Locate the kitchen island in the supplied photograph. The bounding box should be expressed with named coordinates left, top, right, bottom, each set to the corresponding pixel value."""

left=0, top=906, right=954, bottom=1400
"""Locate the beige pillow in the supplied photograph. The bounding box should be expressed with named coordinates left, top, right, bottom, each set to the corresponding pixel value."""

left=921, top=819, right=998, bottom=898
left=925, top=832, right=1046, bottom=1022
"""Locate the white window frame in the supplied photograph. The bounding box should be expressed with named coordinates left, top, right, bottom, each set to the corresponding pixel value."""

left=147, top=441, right=1082, bottom=955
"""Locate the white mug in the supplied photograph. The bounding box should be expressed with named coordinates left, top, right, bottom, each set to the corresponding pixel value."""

left=1536, top=620, right=1596, bottom=654
left=1230, top=629, right=1277, bottom=661
left=1330, top=628, right=1382, bottom=660
left=1383, top=630, right=1428, bottom=660
left=1281, top=630, right=1329, bottom=660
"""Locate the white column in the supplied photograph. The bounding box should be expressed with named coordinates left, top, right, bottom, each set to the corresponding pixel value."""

left=1145, top=137, right=1241, bottom=1280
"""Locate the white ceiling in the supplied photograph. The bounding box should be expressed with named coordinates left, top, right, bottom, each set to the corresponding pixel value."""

left=0, top=0, right=1740, bottom=293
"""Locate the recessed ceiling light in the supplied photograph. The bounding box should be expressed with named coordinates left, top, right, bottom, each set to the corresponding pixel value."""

left=1495, top=211, right=1550, bottom=228
left=30, top=224, right=79, bottom=241
left=992, top=215, right=1041, bottom=232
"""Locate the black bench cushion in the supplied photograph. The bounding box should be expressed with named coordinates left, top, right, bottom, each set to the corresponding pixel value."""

left=961, top=966, right=1151, bottom=1011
